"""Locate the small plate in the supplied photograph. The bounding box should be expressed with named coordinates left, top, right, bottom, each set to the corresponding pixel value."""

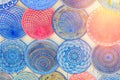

left=69, top=72, right=96, bottom=80
left=92, top=45, right=120, bottom=74
left=57, top=39, right=91, bottom=74
left=0, top=40, right=27, bottom=74
left=40, top=71, right=67, bottom=80
left=25, top=40, right=58, bottom=75
left=22, top=9, right=54, bottom=40
left=52, top=6, right=88, bottom=40
left=0, top=7, right=25, bottom=39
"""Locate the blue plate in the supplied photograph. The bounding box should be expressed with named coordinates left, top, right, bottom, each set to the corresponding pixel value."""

left=25, top=40, right=58, bottom=75
left=57, top=39, right=91, bottom=74
left=13, top=72, right=38, bottom=80
left=0, top=0, right=18, bottom=10
left=20, top=0, right=57, bottom=10
left=0, top=40, right=27, bottom=74
left=99, top=75, right=120, bottom=80
left=52, top=6, right=88, bottom=40
left=0, top=72, right=12, bottom=80
left=9, top=6, right=25, bottom=22
left=92, top=45, right=120, bottom=74
left=0, top=8, right=25, bottom=39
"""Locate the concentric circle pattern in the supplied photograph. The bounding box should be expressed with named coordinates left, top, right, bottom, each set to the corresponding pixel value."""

left=0, top=72, right=12, bottom=80
left=69, top=72, right=96, bottom=80
left=9, top=6, right=25, bottom=22
left=20, top=0, right=57, bottom=10
left=40, top=71, right=67, bottom=80
left=86, top=7, right=120, bottom=46
left=0, top=0, right=18, bottom=10
left=0, top=7, right=25, bottom=39
left=22, top=9, right=54, bottom=40
left=61, top=0, right=95, bottom=9
left=92, top=45, right=120, bottom=74
left=25, top=40, right=58, bottom=75
left=98, top=0, right=120, bottom=11
left=0, top=40, right=27, bottom=74
left=99, top=74, right=120, bottom=80
left=13, top=72, right=38, bottom=80
left=52, top=6, right=88, bottom=40
left=57, top=39, right=91, bottom=74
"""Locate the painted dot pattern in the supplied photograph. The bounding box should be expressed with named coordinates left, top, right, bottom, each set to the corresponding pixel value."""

left=0, top=0, right=18, bottom=10
left=40, top=71, right=67, bottom=80
left=57, top=39, right=91, bottom=74
left=0, top=6, right=25, bottom=39
left=22, top=9, right=54, bottom=40
left=69, top=72, right=96, bottom=80
left=0, top=40, right=27, bottom=74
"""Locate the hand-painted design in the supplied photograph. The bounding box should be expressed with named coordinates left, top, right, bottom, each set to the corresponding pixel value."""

left=69, top=72, right=96, bottom=80
left=0, top=72, right=12, bottom=80
left=0, top=8, right=25, bottom=39
left=13, top=72, right=38, bottom=80
left=0, top=40, right=26, bottom=74
left=25, top=40, right=58, bottom=75
left=61, top=0, right=95, bottom=9
left=92, top=45, right=120, bottom=74
left=57, top=39, right=91, bottom=74
left=99, top=74, right=120, bottom=80
left=86, top=7, right=120, bottom=46
left=98, top=0, right=120, bottom=11
left=20, top=0, right=57, bottom=10
left=22, top=9, right=54, bottom=40
left=52, top=6, right=88, bottom=40
left=0, top=0, right=18, bottom=10
left=40, top=71, right=67, bottom=80
left=9, top=6, right=25, bottom=22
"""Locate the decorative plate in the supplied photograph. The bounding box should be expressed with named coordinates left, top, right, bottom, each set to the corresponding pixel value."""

left=86, top=7, right=120, bottom=46
left=57, top=39, right=91, bottom=74
left=25, top=40, right=58, bottom=75
left=40, top=71, right=67, bottom=80
left=22, top=9, right=54, bottom=40
left=52, top=6, right=88, bottom=40
left=92, top=45, right=120, bottom=74
left=69, top=72, right=96, bottom=80
left=13, top=72, right=38, bottom=80
left=0, top=40, right=27, bottom=73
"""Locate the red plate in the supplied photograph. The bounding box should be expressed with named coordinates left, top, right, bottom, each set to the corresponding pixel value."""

left=22, top=8, right=54, bottom=40
left=69, top=72, right=96, bottom=80
left=86, top=7, right=120, bottom=46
